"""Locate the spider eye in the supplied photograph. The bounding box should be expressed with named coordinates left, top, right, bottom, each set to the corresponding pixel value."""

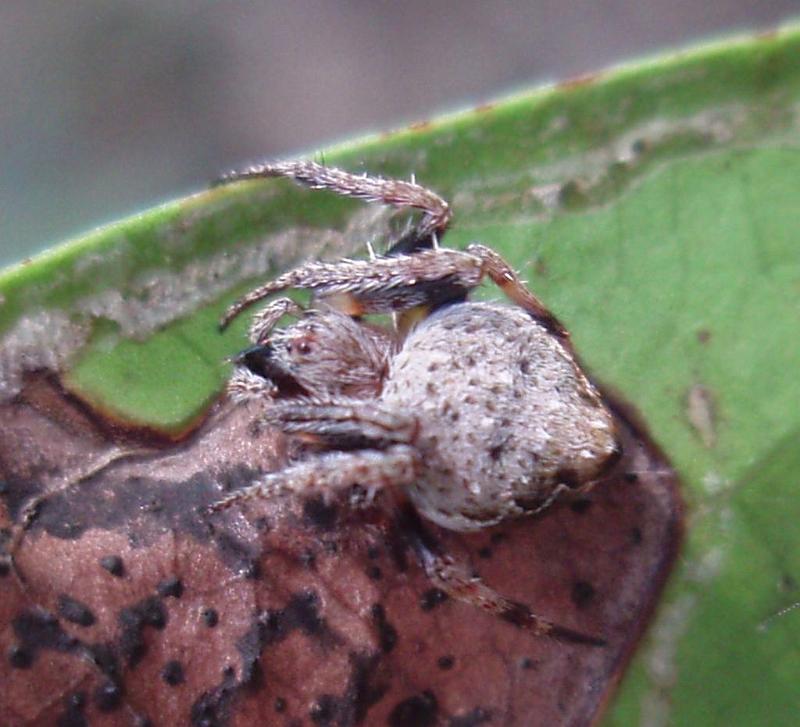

left=287, top=331, right=315, bottom=358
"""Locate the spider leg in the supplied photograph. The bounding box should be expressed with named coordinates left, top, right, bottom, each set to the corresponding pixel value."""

left=465, top=243, right=568, bottom=339
left=220, top=239, right=565, bottom=339
left=208, top=444, right=420, bottom=512
left=396, top=504, right=604, bottom=646
left=216, top=159, right=451, bottom=251
left=247, top=297, right=304, bottom=344
left=220, top=248, right=483, bottom=329
left=416, top=543, right=605, bottom=646
left=265, top=399, right=418, bottom=449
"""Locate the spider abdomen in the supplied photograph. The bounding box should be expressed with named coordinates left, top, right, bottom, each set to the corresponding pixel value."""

left=382, top=301, right=619, bottom=531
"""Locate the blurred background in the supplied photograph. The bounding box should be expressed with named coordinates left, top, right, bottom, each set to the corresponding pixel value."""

left=1, top=1, right=796, bottom=266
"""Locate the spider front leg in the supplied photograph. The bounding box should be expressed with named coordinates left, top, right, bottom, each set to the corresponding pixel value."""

left=216, top=159, right=451, bottom=251
left=209, top=445, right=420, bottom=513
left=219, top=248, right=484, bottom=329
left=220, top=244, right=565, bottom=339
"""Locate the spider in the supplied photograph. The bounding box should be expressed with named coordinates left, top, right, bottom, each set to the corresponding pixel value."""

left=211, top=160, right=620, bottom=645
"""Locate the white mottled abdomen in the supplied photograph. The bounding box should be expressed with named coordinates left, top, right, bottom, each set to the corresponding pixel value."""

left=381, top=302, right=618, bottom=531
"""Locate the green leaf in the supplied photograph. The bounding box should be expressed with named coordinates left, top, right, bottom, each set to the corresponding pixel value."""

left=2, top=24, right=800, bottom=724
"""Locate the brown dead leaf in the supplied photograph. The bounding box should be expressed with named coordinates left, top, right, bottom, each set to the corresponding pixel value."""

left=0, top=376, right=682, bottom=727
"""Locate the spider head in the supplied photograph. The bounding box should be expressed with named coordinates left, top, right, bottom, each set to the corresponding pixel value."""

left=236, top=309, right=393, bottom=399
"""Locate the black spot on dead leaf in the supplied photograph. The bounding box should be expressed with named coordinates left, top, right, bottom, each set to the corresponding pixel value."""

left=84, top=642, right=123, bottom=684
left=13, top=607, right=78, bottom=664
left=161, top=659, right=186, bottom=686
left=389, top=690, right=439, bottom=727
left=308, top=652, right=390, bottom=726
left=118, top=596, right=167, bottom=667
left=57, top=594, right=96, bottom=627
left=273, top=591, right=338, bottom=646
left=570, top=498, right=593, bottom=514
left=210, top=528, right=262, bottom=578
left=156, top=575, right=184, bottom=599
left=8, top=643, right=33, bottom=669
left=420, top=587, right=448, bottom=611
left=437, top=655, right=455, bottom=670
left=93, top=679, right=123, bottom=712
left=371, top=603, right=398, bottom=653
left=310, top=694, right=338, bottom=724
left=235, top=613, right=271, bottom=688
left=343, top=652, right=391, bottom=723
left=303, top=495, right=340, bottom=531
left=99, top=553, right=125, bottom=576
left=189, top=667, right=237, bottom=727
left=571, top=580, right=596, bottom=609
left=235, top=593, right=343, bottom=694
left=56, top=691, right=88, bottom=727
left=201, top=607, right=219, bottom=627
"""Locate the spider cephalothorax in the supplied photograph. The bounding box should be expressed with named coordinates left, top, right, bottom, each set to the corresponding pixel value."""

left=213, top=160, right=620, bottom=644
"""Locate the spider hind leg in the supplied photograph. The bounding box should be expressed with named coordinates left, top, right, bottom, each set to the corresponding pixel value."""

left=398, top=504, right=605, bottom=647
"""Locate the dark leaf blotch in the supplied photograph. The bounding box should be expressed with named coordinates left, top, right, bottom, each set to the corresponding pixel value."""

left=156, top=576, right=184, bottom=599
left=99, top=554, right=125, bottom=577
left=389, top=690, right=439, bottom=727
left=162, top=659, right=186, bottom=686
left=57, top=594, right=96, bottom=627
left=93, top=679, right=123, bottom=712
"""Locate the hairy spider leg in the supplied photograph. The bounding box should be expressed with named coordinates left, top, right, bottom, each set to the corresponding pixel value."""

left=208, top=445, right=421, bottom=513
left=397, top=505, right=605, bottom=647
left=263, top=399, right=418, bottom=449
left=216, top=159, right=452, bottom=252
left=219, top=248, right=484, bottom=329
left=221, top=244, right=565, bottom=341
left=416, top=542, right=605, bottom=646
left=246, top=296, right=305, bottom=344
